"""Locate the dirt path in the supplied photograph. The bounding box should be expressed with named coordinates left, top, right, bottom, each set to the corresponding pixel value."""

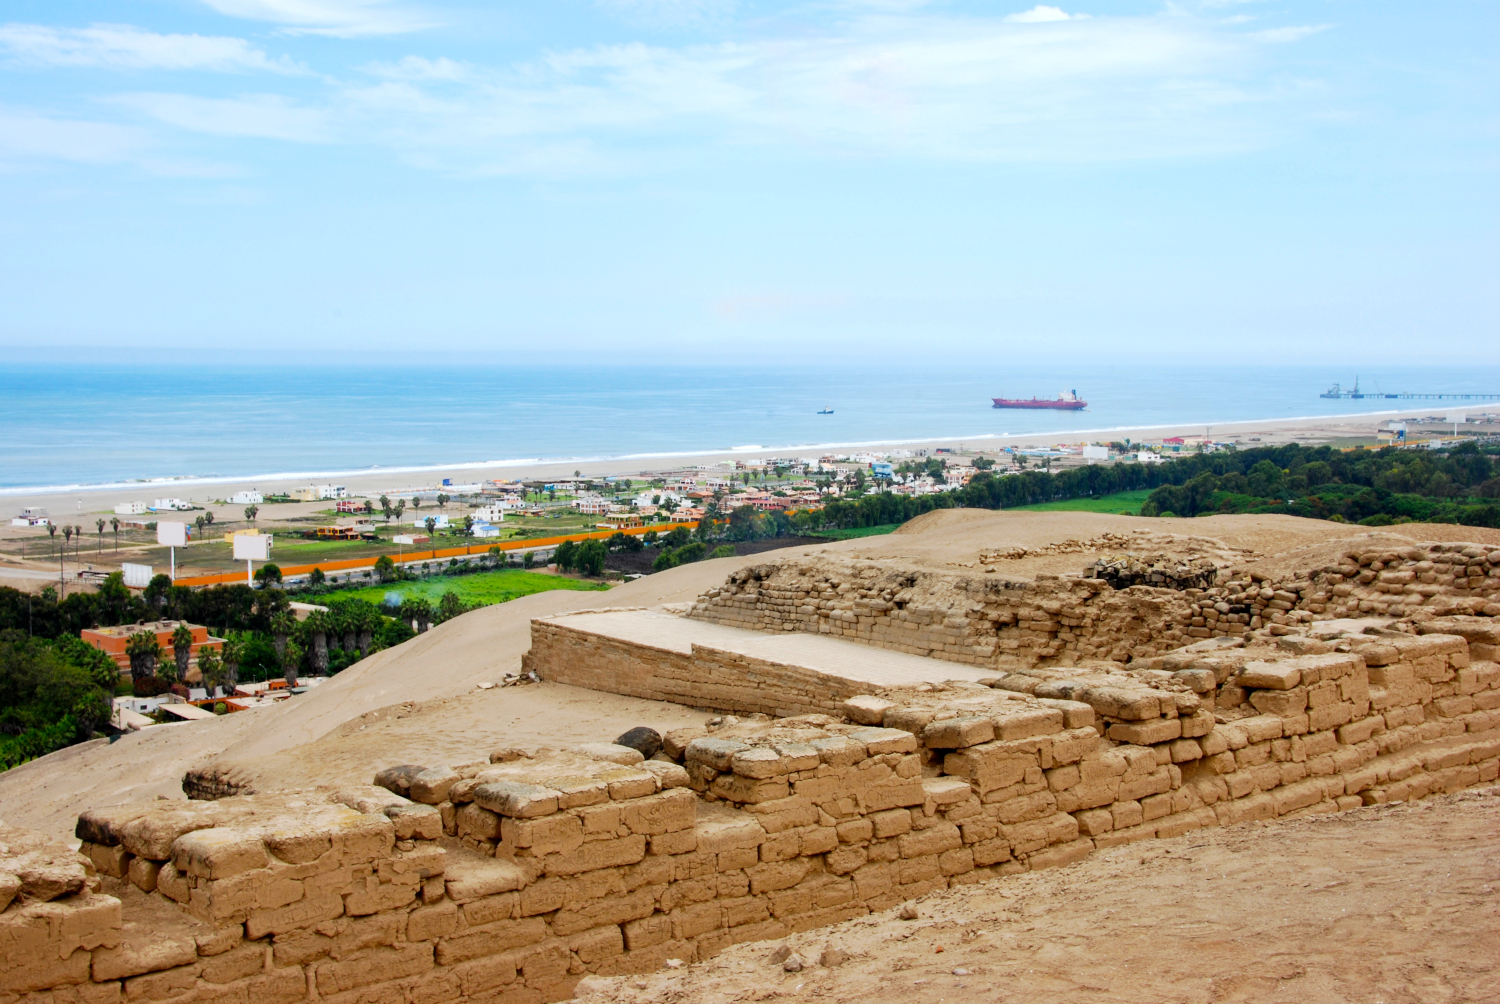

left=582, top=788, right=1500, bottom=1004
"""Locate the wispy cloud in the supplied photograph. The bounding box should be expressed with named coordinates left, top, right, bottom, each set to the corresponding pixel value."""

left=196, top=0, right=436, bottom=38
left=110, top=93, right=331, bottom=141
left=0, top=23, right=304, bottom=73
left=1004, top=6, right=1089, bottom=24
left=593, top=0, right=738, bottom=31
left=0, top=106, right=144, bottom=163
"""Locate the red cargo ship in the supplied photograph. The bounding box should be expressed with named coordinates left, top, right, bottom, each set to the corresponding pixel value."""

left=992, top=389, right=1087, bottom=410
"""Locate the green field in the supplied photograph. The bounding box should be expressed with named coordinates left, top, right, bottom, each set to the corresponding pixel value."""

left=1008, top=489, right=1155, bottom=515
left=327, top=569, right=609, bottom=609
left=812, top=523, right=903, bottom=540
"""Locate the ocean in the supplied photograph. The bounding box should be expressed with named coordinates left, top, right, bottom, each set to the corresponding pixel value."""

left=3, top=362, right=1498, bottom=494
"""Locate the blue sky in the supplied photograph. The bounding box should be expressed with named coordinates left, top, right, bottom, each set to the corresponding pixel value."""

left=0, top=0, right=1495, bottom=363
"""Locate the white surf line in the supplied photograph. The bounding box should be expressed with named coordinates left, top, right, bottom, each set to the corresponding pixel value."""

left=0, top=404, right=1488, bottom=500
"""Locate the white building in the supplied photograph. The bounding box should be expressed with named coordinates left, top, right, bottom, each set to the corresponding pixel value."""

left=574, top=497, right=613, bottom=516
left=318, top=485, right=348, bottom=499
left=471, top=521, right=502, bottom=538
left=1134, top=452, right=1164, bottom=464
left=151, top=498, right=191, bottom=511
left=114, top=501, right=147, bottom=515
left=230, top=490, right=264, bottom=505
left=412, top=513, right=450, bottom=529
left=1082, top=446, right=1110, bottom=462
left=472, top=505, right=507, bottom=523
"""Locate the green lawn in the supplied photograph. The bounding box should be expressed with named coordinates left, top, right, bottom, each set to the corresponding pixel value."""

left=327, top=569, right=608, bottom=608
left=812, top=523, right=904, bottom=540
left=1007, top=489, right=1155, bottom=515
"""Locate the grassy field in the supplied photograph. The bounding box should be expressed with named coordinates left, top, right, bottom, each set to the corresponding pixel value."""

left=326, top=569, right=609, bottom=608
left=1007, top=489, right=1155, bottom=515
left=812, top=524, right=903, bottom=541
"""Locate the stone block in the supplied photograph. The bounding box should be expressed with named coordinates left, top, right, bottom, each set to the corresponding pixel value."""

left=443, top=857, right=526, bottom=904
left=841, top=696, right=893, bottom=726
left=1105, top=718, right=1181, bottom=746
left=473, top=783, right=560, bottom=819
left=1238, top=663, right=1301, bottom=690
left=921, top=717, right=995, bottom=750
left=848, top=728, right=920, bottom=755
left=408, top=768, right=460, bottom=805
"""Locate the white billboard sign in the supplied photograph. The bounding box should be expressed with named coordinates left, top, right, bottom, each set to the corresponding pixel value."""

left=121, top=563, right=153, bottom=588
left=157, top=521, right=187, bottom=547
left=233, top=534, right=271, bottom=561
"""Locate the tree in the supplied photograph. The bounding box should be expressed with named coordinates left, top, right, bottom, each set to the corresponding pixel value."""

left=394, top=499, right=406, bottom=524
left=363, top=500, right=374, bottom=516
left=436, top=493, right=450, bottom=510
left=270, top=610, right=295, bottom=662
left=576, top=540, right=607, bottom=577
left=219, top=636, right=242, bottom=691
left=254, top=563, right=283, bottom=588
left=245, top=504, right=259, bottom=523
left=280, top=637, right=303, bottom=687
left=607, top=532, right=642, bottom=553
left=171, top=623, right=193, bottom=682
left=196, top=645, right=223, bottom=693
left=554, top=540, right=578, bottom=570
left=194, top=515, right=206, bottom=540
left=145, top=573, right=173, bottom=609
left=400, top=597, right=433, bottom=633
left=125, top=630, right=162, bottom=683
left=356, top=604, right=378, bottom=656
left=303, top=609, right=330, bottom=675
left=379, top=495, right=392, bottom=522
left=110, top=516, right=120, bottom=551
left=522, top=551, right=535, bottom=569
left=374, top=555, right=396, bottom=583
left=47, top=522, right=57, bottom=560
left=205, top=510, right=214, bottom=529
left=436, top=590, right=466, bottom=624
left=95, top=518, right=105, bottom=553
left=62, top=525, right=74, bottom=560
left=309, top=567, right=325, bottom=587
left=424, top=516, right=437, bottom=537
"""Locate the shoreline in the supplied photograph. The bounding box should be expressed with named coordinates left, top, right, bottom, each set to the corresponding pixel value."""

left=0, top=405, right=1476, bottom=509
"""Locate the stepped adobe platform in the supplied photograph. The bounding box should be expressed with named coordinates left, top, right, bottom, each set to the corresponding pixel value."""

left=5, top=530, right=1500, bottom=1004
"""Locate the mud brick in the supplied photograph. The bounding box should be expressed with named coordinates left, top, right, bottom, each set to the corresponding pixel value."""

left=921, top=717, right=995, bottom=750
left=1105, top=718, right=1181, bottom=745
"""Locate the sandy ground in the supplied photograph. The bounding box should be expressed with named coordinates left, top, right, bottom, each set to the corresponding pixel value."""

left=580, top=787, right=1500, bottom=1004
left=5, top=509, right=1499, bottom=842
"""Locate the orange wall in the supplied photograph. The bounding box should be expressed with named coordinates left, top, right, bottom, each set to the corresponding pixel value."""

left=172, top=521, right=699, bottom=588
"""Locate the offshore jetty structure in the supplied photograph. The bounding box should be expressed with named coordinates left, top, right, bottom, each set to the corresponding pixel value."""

left=5, top=534, right=1500, bottom=1003
left=1321, top=378, right=1500, bottom=401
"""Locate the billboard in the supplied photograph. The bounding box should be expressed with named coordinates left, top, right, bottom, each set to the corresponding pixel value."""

left=157, top=521, right=187, bottom=547
left=121, top=563, right=153, bottom=588
left=233, top=534, right=271, bottom=561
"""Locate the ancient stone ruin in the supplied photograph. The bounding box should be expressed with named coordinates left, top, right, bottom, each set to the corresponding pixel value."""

left=4, top=540, right=1499, bottom=1004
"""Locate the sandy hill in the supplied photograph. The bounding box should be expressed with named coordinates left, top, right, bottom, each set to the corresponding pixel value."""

left=4, top=509, right=1497, bottom=841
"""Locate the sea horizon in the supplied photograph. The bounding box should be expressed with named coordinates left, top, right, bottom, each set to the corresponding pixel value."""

left=3, top=362, right=1498, bottom=496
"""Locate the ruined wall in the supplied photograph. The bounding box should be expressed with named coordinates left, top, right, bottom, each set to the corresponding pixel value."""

left=524, top=620, right=875, bottom=719
left=6, top=627, right=1500, bottom=1004
left=687, top=543, right=1500, bottom=671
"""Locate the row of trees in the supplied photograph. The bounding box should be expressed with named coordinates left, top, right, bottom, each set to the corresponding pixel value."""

left=0, top=630, right=115, bottom=770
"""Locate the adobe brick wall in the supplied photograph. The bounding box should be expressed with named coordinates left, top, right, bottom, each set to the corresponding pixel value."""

left=6, top=630, right=1499, bottom=1004
left=686, top=544, right=1500, bottom=670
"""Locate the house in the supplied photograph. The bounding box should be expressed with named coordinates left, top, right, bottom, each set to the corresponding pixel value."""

left=82, top=620, right=224, bottom=674
left=412, top=513, right=450, bottom=529
left=599, top=513, right=645, bottom=530
left=472, top=505, right=507, bottom=522
left=335, top=499, right=365, bottom=513
left=670, top=507, right=705, bottom=523
left=114, top=502, right=147, bottom=515
left=151, top=498, right=191, bottom=511
left=470, top=521, right=502, bottom=538
left=574, top=498, right=613, bottom=516
left=230, top=491, right=263, bottom=505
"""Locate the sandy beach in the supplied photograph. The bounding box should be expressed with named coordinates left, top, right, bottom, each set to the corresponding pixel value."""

left=0, top=406, right=1477, bottom=520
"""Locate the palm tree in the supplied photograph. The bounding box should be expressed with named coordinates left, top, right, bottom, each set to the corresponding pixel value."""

left=270, top=611, right=295, bottom=663
left=197, top=646, right=224, bottom=695
left=220, top=636, right=242, bottom=691
left=411, top=496, right=422, bottom=518
left=47, top=522, right=57, bottom=559
left=436, top=493, right=450, bottom=511
left=244, top=504, right=259, bottom=524
left=304, top=609, right=330, bottom=675
left=356, top=605, right=378, bottom=656
left=171, top=623, right=193, bottom=682
left=125, top=630, right=162, bottom=684
left=204, top=510, right=214, bottom=530
left=95, top=518, right=105, bottom=553
left=424, top=516, right=437, bottom=538
left=394, top=498, right=406, bottom=524
left=379, top=495, right=392, bottom=522
left=280, top=637, right=303, bottom=688
left=194, top=515, right=206, bottom=541
left=110, top=516, right=120, bottom=551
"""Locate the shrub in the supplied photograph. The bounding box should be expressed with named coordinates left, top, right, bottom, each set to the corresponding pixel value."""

left=711, top=545, right=736, bottom=558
